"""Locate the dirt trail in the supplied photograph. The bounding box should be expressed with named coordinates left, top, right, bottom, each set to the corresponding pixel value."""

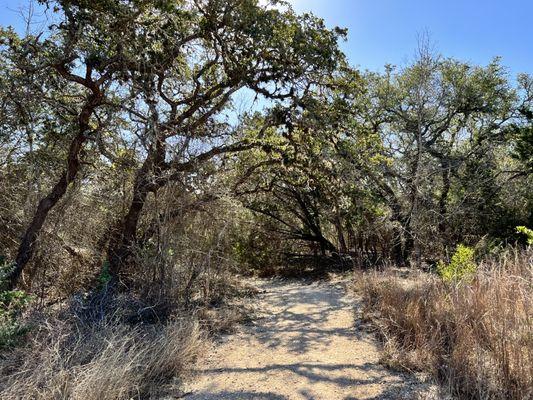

left=184, top=279, right=436, bottom=400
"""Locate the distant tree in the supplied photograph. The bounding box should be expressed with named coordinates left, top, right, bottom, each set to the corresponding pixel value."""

left=366, top=49, right=519, bottom=262
left=235, top=68, right=384, bottom=260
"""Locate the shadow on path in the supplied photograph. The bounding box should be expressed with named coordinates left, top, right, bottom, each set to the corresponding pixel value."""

left=184, top=280, right=433, bottom=400
left=251, top=283, right=356, bottom=354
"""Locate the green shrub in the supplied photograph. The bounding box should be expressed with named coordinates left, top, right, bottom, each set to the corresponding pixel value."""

left=516, top=226, right=533, bottom=245
left=0, top=261, right=33, bottom=349
left=437, top=244, right=477, bottom=283
left=98, top=260, right=112, bottom=288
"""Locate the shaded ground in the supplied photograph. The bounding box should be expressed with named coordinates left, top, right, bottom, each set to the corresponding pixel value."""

left=183, top=279, right=438, bottom=400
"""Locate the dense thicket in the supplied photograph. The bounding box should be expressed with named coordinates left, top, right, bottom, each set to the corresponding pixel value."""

left=236, top=51, right=532, bottom=270
left=0, top=0, right=531, bottom=308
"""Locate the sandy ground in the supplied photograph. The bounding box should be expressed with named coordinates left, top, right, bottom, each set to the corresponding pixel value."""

left=183, top=279, right=438, bottom=400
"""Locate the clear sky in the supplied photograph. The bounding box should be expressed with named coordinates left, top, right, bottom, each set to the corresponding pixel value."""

left=1, top=0, right=532, bottom=75
left=288, top=0, right=533, bottom=75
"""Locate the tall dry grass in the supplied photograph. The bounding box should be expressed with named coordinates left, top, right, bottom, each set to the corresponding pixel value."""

left=0, top=316, right=203, bottom=400
left=355, top=248, right=532, bottom=399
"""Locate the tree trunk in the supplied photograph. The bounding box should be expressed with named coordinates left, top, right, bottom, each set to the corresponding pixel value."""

left=403, top=220, right=415, bottom=265
left=107, top=140, right=165, bottom=280
left=388, top=199, right=410, bottom=266
left=334, top=214, right=347, bottom=254
left=405, top=149, right=420, bottom=266
left=6, top=92, right=102, bottom=289
left=391, top=226, right=405, bottom=266
left=438, top=159, right=451, bottom=236
left=318, top=235, right=337, bottom=256
left=107, top=181, right=151, bottom=279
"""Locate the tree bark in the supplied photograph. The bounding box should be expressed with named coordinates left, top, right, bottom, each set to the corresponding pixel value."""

left=107, top=177, right=151, bottom=278
left=390, top=226, right=405, bottom=266
left=402, top=219, right=415, bottom=265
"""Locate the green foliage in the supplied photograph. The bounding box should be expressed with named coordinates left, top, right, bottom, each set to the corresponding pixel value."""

left=0, top=262, right=32, bottom=349
left=98, top=260, right=112, bottom=288
left=437, top=244, right=477, bottom=283
left=508, top=75, right=533, bottom=173
left=516, top=226, right=533, bottom=245
left=232, top=228, right=285, bottom=273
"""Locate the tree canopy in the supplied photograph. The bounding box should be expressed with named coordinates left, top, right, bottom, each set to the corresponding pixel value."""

left=0, top=0, right=531, bottom=291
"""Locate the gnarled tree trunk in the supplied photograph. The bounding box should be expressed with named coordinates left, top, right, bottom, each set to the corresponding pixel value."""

left=107, top=141, right=165, bottom=280
left=6, top=88, right=103, bottom=289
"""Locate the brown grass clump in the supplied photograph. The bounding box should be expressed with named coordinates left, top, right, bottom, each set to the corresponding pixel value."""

left=0, top=316, right=203, bottom=400
left=355, top=248, right=532, bottom=400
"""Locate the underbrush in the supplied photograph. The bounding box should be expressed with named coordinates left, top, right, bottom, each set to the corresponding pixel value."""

left=0, top=271, right=255, bottom=400
left=355, top=248, right=532, bottom=400
left=0, top=198, right=258, bottom=399
left=0, top=314, right=202, bottom=400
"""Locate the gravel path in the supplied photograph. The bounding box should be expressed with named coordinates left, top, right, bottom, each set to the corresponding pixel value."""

left=184, top=279, right=436, bottom=400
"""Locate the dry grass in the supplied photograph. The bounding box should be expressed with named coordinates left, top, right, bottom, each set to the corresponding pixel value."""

left=0, top=315, right=204, bottom=400
left=355, top=248, right=532, bottom=400
left=0, top=259, right=256, bottom=400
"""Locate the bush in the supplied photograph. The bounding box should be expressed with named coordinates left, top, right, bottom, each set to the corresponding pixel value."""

left=516, top=225, right=533, bottom=245
left=355, top=248, right=532, bottom=400
left=437, top=244, right=477, bottom=282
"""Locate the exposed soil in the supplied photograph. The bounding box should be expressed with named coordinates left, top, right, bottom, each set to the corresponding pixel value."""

left=183, top=278, right=439, bottom=400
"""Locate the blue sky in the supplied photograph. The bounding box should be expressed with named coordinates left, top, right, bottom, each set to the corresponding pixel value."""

left=1, top=0, right=532, bottom=75
left=288, top=0, right=532, bottom=75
